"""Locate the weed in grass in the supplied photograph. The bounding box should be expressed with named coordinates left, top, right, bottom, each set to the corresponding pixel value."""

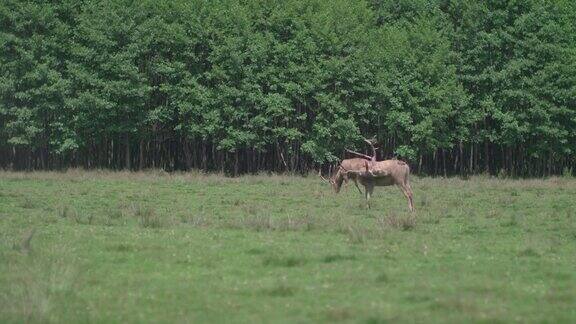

left=461, top=224, right=482, bottom=235
left=500, top=214, right=519, bottom=227
left=325, top=308, right=353, bottom=321
left=1, top=253, right=79, bottom=323
left=365, top=316, right=398, bottom=324
left=107, top=243, right=135, bottom=253
left=136, top=206, right=162, bottom=229
left=108, top=208, right=123, bottom=220
left=421, top=212, right=441, bottom=225
left=245, top=248, right=265, bottom=255
left=180, top=215, right=210, bottom=227
left=376, top=273, right=389, bottom=283
left=430, top=297, right=480, bottom=314
left=517, top=248, right=540, bottom=258
left=302, top=213, right=315, bottom=231
left=12, top=228, right=35, bottom=254
left=262, top=255, right=307, bottom=267
left=266, top=284, right=296, bottom=297
left=58, top=205, right=71, bottom=218
left=485, top=209, right=499, bottom=219
left=20, top=197, right=35, bottom=209
left=104, top=208, right=124, bottom=226
left=377, top=213, right=416, bottom=231
left=58, top=206, right=89, bottom=224
left=276, top=214, right=315, bottom=232
left=241, top=205, right=258, bottom=216
left=419, top=194, right=429, bottom=207
left=71, top=211, right=83, bottom=224
left=246, top=215, right=273, bottom=231
left=224, top=214, right=316, bottom=232
left=322, top=254, right=357, bottom=263
left=345, top=224, right=369, bottom=244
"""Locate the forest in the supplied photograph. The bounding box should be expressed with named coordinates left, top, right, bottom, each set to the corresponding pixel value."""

left=1, top=0, right=575, bottom=176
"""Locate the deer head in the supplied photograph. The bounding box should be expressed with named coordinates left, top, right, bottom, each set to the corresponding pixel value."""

left=318, top=168, right=344, bottom=193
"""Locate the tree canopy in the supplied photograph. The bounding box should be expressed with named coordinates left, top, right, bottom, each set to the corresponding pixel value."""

left=1, top=0, right=575, bottom=176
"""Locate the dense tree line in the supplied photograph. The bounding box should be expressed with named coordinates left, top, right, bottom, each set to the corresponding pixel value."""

left=1, top=0, right=575, bottom=176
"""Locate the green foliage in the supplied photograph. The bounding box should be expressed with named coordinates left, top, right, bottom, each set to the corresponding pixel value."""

left=0, top=0, right=574, bottom=174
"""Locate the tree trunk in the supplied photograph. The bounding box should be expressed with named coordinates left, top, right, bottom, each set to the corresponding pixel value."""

left=125, top=133, right=131, bottom=170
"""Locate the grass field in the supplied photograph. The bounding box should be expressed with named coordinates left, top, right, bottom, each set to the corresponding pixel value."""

left=1, top=171, right=575, bottom=323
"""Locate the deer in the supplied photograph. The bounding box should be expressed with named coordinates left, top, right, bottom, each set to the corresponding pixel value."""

left=320, top=138, right=379, bottom=195
left=321, top=137, right=415, bottom=212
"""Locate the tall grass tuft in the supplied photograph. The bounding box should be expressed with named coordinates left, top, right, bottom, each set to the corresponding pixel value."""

left=20, top=198, right=35, bottom=209
left=345, top=224, right=369, bottom=244
left=377, top=213, right=417, bottom=231
left=134, top=205, right=162, bottom=229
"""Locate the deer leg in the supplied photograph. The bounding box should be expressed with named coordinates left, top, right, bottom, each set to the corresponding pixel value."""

left=353, top=179, right=363, bottom=195
left=398, top=184, right=415, bottom=212
left=364, top=182, right=374, bottom=209
left=344, top=174, right=350, bottom=188
left=406, top=183, right=415, bottom=212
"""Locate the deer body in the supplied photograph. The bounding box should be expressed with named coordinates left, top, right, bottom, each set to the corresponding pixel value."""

left=332, top=159, right=414, bottom=212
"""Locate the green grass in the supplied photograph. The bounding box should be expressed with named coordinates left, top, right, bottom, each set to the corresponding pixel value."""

left=1, top=170, right=575, bottom=323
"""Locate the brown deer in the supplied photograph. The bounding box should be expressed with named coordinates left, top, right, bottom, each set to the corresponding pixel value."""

left=321, top=138, right=415, bottom=212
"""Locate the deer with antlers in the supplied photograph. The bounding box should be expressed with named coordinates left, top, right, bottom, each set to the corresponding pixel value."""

left=321, top=137, right=415, bottom=212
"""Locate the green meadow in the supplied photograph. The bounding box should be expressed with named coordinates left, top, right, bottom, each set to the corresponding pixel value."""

left=1, top=171, right=575, bottom=323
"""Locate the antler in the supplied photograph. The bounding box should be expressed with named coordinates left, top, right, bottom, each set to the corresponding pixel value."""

left=345, top=149, right=373, bottom=160
left=345, top=136, right=378, bottom=161
left=362, top=136, right=377, bottom=162
left=318, top=168, right=332, bottom=183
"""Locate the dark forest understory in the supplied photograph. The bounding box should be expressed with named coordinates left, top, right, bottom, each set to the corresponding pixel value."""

left=2, top=140, right=573, bottom=177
